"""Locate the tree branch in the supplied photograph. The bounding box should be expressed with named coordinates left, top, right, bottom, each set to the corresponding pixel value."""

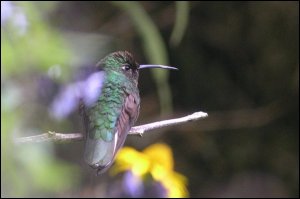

left=14, top=111, right=208, bottom=144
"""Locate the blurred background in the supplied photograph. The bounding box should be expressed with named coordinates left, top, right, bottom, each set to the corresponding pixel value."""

left=1, top=1, right=299, bottom=197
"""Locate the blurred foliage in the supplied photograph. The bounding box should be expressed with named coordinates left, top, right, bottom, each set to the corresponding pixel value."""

left=170, top=1, right=190, bottom=47
left=1, top=1, right=299, bottom=198
left=1, top=1, right=71, bottom=78
left=1, top=1, right=78, bottom=197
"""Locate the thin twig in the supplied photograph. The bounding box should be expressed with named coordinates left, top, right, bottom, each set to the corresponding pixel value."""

left=14, top=111, right=208, bottom=144
left=15, top=131, right=84, bottom=144
left=130, top=111, right=208, bottom=135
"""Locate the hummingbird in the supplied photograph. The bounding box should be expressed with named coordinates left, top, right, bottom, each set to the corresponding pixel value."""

left=50, top=51, right=177, bottom=174
left=84, top=51, right=177, bottom=174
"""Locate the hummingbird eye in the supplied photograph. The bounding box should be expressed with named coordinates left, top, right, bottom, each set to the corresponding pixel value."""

left=122, top=64, right=131, bottom=71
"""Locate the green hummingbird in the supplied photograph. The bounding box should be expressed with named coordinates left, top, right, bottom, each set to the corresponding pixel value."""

left=50, top=51, right=177, bottom=174
left=83, top=51, right=177, bottom=174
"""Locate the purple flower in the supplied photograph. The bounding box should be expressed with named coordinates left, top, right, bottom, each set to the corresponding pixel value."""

left=123, top=171, right=144, bottom=198
left=49, top=71, right=105, bottom=119
left=121, top=171, right=167, bottom=198
left=1, top=1, right=13, bottom=25
left=1, top=1, right=28, bottom=35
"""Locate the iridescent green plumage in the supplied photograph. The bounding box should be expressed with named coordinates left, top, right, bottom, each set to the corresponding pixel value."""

left=88, top=72, right=138, bottom=141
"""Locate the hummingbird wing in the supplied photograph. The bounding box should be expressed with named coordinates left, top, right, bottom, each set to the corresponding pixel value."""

left=115, top=92, right=140, bottom=150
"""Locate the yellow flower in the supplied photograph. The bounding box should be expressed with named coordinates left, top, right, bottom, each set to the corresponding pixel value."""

left=111, top=143, right=189, bottom=198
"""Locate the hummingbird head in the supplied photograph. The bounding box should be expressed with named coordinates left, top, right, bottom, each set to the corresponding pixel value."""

left=97, top=51, right=140, bottom=82
left=97, top=51, right=178, bottom=77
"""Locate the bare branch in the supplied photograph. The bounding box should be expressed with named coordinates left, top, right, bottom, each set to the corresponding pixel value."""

left=15, top=131, right=84, bottom=144
left=130, top=111, right=208, bottom=135
left=14, top=111, right=208, bottom=144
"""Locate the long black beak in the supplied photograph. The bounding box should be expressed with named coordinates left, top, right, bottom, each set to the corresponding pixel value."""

left=139, top=65, right=178, bottom=70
